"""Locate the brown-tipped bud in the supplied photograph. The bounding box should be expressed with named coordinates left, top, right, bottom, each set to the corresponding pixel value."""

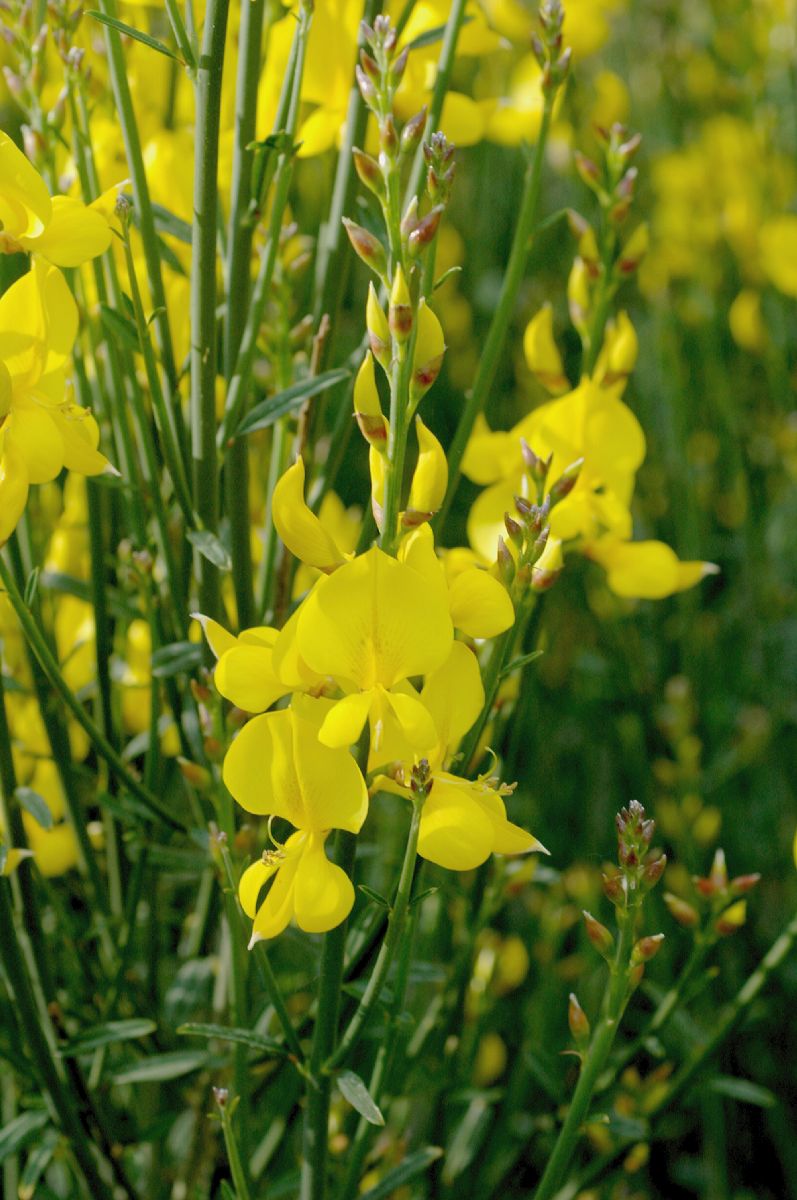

left=380, top=113, right=398, bottom=157
left=549, top=457, right=584, bottom=503
left=730, top=873, right=761, bottom=895
left=663, top=891, right=700, bottom=929
left=568, top=993, right=591, bottom=1046
left=342, top=217, right=387, bottom=277
left=715, top=899, right=746, bottom=937
left=583, top=911, right=614, bottom=959
left=359, top=48, right=379, bottom=82
left=213, top=1086, right=229, bottom=1109
left=520, top=440, right=553, bottom=485
left=401, top=196, right=420, bottom=239
left=496, top=536, right=516, bottom=587
left=408, top=205, right=443, bottom=256
left=631, top=933, right=665, bottom=965
left=575, top=151, right=601, bottom=191
left=178, top=757, right=212, bottom=790
left=642, top=853, right=667, bottom=891
left=390, top=45, right=409, bottom=85
left=389, top=266, right=413, bottom=341
left=618, top=132, right=642, bottom=160
left=355, top=64, right=377, bottom=107
left=618, top=223, right=649, bottom=275
left=352, top=147, right=384, bottom=198
left=401, top=107, right=427, bottom=156
left=504, top=513, right=524, bottom=547
left=602, top=871, right=627, bottom=907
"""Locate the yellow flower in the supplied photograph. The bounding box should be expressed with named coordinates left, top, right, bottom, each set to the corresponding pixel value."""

left=404, top=416, right=448, bottom=526
left=272, top=458, right=349, bottom=572
left=0, top=261, right=112, bottom=545
left=276, top=546, right=453, bottom=751
left=0, top=130, right=111, bottom=266
left=225, top=704, right=368, bottom=942
left=760, top=214, right=797, bottom=298
left=585, top=538, right=719, bottom=600
left=197, top=614, right=291, bottom=714
left=523, top=304, right=569, bottom=394
left=373, top=643, right=546, bottom=871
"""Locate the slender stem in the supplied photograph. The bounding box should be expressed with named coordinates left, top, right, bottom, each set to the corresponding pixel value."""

left=223, top=0, right=269, bottom=630
left=379, top=343, right=412, bottom=555
left=434, top=94, right=556, bottom=535
left=0, top=879, right=116, bottom=1200
left=406, top=0, right=467, bottom=214
left=190, top=0, right=230, bottom=621
left=219, top=1095, right=253, bottom=1200
left=533, top=905, right=639, bottom=1200
left=325, top=797, right=423, bottom=1072
left=163, top=0, right=198, bottom=72
left=0, top=554, right=184, bottom=830
left=300, top=830, right=358, bottom=1200
left=219, top=2, right=312, bottom=450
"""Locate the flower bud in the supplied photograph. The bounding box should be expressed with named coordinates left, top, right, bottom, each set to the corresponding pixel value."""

left=568, top=993, right=590, bottom=1046
left=342, top=217, right=387, bottom=278
left=401, top=107, right=427, bottom=157
left=401, top=196, right=420, bottom=240
left=549, top=458, right=584, bottom=502
left=642, top=853, right=667, bottom=891
left=408, top=205, right=443, bottom=257
left=389, top=265, right=413, bottom=341
left=715, top=899, right=746, bottom=937
left=355, top=63, right=377, bottom=107
left=369, top=443, right=387, bottom=532
left=504, top=512, right=524, bottom=547
left=523, top=305, right=569, bottom=394
left=354, top=351, right=388, bottom=451
left=178, top=757, right=212, bottom=790
left=663, top=891, right=700, bottom=928
left=618, top=223, right=649, bottom=275
left=631, top=933, right=665, bottom=965
left=496, top=536, right=516, bottom=587
left=366, top=282, right=391, bottom=369
left=411, top=299, right=445, bottom=398
left=583, top=910, right=614, bottom=960
left=602, top=871, right=626, bottom=906
left=404, top=416, right=447, bottom=526
left=730, top=873, right=761, bottom=895
left=574, top=151, right=601, bottom=192
left=531, top=535, right=563, bottom=592
left=352, top=147, right=384, bottom=199
left=568, top=258, right=591, bottom=333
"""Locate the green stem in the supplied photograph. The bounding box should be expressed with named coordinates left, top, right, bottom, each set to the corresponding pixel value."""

left=406, top=0, right=467, bottom=213
left=190, top=0, right=230, bottom=622
left=581, top=242, right=617, bottom=378
left=219, top=1095, right=253, bottom=1200
left=0, top=879, right=116, bottom=1200
left=533, top=906, right=639, bottom=1200
left=300, top=830, right=357, bottom=1200
left=434, top=94, right=556, bottom=536
left=0, top=554, right=184, bottom=831
left=325, top=797, right=423, bottom=1073
left=223, top=0, right=269, bottom=630
left=163, top=0, right=198, bottom=72
left=219, top=2, right=312, bottom=450
left=379, top=343, right=412, bottom=555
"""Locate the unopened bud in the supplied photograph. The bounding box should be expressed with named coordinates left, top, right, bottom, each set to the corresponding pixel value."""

left=408, top=205, right=443, bottom=256
left=549, top=458, right=584, bottom=503
left=631, top=933, right=665, bottom=965
left=628, top=962, right=645, bottom=990
left=359, top=48, right=379, bottom=82
left=583, top=910, right=614, bottom=959
left=352, top=147, right=383, bottom=198
left=575, top=151, right=601, bottom=191
left=496, top=536, right=515, bottom=586
left=380, top=113, right=398, bottom=157
left=568, top=993, right=590, bottom=1046
left=366, top=282, right=391, bottom=368
left=401, top=107, right=427, bottom=157
left=178, top=757, right=212, bottom=790
left=709, top=847, right=728, bottom=890
left=618, top=223, right=649, bottom=275
left=342, top=218, right=387, bottom=277
left=730, top=873, right=761, bottom=895
left=504, top=513, right=524, bottom=547
left=389, top=265, right=413, bottom=341
left=355, top=64, right=377, bottom=107
left=642, top=853, right=667, bottom=890
left=663, top=891, right=700, bottom=928
left=213, top=1086, right=228, bottom=1109
left=602, top=871, right=626, bottom=906
left=715, top=899, right=746, bottom=937
left=390, top=46, right=409, bottom=85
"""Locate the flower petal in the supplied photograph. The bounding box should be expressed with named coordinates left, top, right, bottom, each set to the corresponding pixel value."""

left=293, top=833, right=355, bottom=933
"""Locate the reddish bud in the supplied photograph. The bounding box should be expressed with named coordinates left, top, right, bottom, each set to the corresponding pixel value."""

left=583, top=911, right=615, bottom=959
left=631, top=933, right=665, bottom=965
left=568, top=993, right=591, bottom=1046
left=663, top=891, right=700, bottom=928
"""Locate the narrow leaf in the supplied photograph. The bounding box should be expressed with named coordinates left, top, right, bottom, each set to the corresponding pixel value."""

left=18, top=1128, right=59, bottom=1197
left=15, top=787, right=53, bottom=831
left=709, top=1075, right=777, bottom=1108
left=86, top=11, right=183, bottom=61
left=112, top=1050, right=208, bottom=1084
left=177, top=1022, right=286, bottom=1057
left=100, top=303, right=140, bottom=352
left=407, top=14, right=472, bottom=50
left=336, top=1070, right=385, bottom=1126
left=235, top=368, right=351, bottom=438
left=59, top=1018, right=157, bottom=1057
left=359, top=1147, right=444, bottom=1199
left=151, top=641, right=203, bottom=678
left=501, top=649, right=544, bottom=678
left=187, top=530, right=232, bottom=572
left=0, top=1111, right=50, bottom=1164
left=357, top=884, right=391, bottom=909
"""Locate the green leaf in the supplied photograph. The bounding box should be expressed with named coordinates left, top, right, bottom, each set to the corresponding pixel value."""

left=442, top=1097, right=493, bottom=1183
left=407, top=14, right=472, bottom=50
left=357, top=883, right=391, bottom=909
left=433, top=265, right=462, bottom=292
left=219, top=1183, right=237, bottom=1200
left=0, top=1110, right=50, bottom=1164
left=15, top=787, right=53, bottom=831
left=151, top=204, right=193, bottom=244
left=359, top=1147, right=444, bottom=1199
left=187, top=530, right=232, bottom=572
left=23, top=567, right=39, bottom=608
left=410, top=886, right=439, bottom=909
left=177, top=1022, right=286, bottom=1057
left=112, top=1050, right=209, bottom=1084
left=500, top=649, right=544, bottom=679
left=151, top=640, right=203, bottom=678
left=709, top=1075, right=777, bottom=1108
left=18, top=1128, right=58, bottom=1198
left=86, top=11, right=183, bottom=61
left=59, top=1018, right=157, bottom=1057
left=100, top=303, right=140, bottom=352
left=336, top=1070, right=385, bottom=1126
left=235, top=368, right=351, bottom=438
